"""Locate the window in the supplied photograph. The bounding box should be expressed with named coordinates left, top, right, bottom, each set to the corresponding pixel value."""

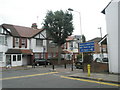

left=13, top=55, right=16, bottom=61
left=15, top=38, right=19, bottom=47
left=5, top=36, right=7, bottom=45
left=0, top=53, right=3, bottom=61
left=74, top=42, right=78, bottom=49
left=0, top=36, right=4, bottom=45
left=69, top=42, right=73, bottom=50
left=34, top=54, right=40, bottom=59
left=36, top=39, right=43, bottom=46
left=0, top=27, right=3, bottom=33
left=17, top=55, right=21, bottom=61
left=102, top=48, right=106, bottom=52
left=21, top=39, right=26, bottom=47
left=0, top=36, right=7, bottom=45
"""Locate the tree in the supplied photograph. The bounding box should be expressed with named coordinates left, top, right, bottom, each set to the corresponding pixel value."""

left=43, top=10, right=74, bottom=63
left=81, top=35, right=86, bottom=43
left=83, top=53, right=93, bottom=64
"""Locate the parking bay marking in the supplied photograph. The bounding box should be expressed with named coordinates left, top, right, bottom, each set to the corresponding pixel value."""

left=60, top=76, right=120, bottom=87
left=1, top=72, right=58, bottom=80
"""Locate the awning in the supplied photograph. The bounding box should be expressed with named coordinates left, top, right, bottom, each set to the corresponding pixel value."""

left=5, top=49, right=33, bottom=55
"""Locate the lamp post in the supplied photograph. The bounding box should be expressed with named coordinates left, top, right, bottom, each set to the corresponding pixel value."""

left=98, top=27, right=102, bottom=38
left=68, top=8, right=83, bottom=62
left=98, top=27, right=103, bottom=60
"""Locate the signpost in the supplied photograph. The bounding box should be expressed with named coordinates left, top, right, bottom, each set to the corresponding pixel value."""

left=79, top=42, right=94, bottom=52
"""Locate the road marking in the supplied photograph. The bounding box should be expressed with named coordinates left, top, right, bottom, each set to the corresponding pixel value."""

left=1, top=72, right=58, bottom=80
left=60, top=76, right=120, bottom=87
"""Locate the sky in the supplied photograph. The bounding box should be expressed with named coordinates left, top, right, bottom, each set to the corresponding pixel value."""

left=0, top=0, right=111, bottom=41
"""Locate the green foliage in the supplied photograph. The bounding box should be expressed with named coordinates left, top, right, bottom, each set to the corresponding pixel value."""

left=43, top=10, right=74, bottom=46
left=77, top=54, right=82, bottom=60
left=82, top=35, right=86, bottom=42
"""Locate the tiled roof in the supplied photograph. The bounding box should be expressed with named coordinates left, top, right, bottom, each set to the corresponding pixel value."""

left=87, top=37, right=102, bottom=42
left=66, top=36, right=74, bottom=41
left=2, top=24, right=43, bottom=38
left=5, top=49, right=33, bottom=55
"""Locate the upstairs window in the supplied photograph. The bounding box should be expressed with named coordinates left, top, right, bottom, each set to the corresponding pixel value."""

left=0, top=36, right=4, bottom=45
left=34, top=54, right=40, bottom=59
left=21, top=39, right=26, bottom=48
left=0, top=53, right=3, bottom=61
left=15, top=38, right=19, bottom=47
left=0, top=36, right=7, bottom=45
left=36, top=39, right=43, bottom=46
left=0, top=27, right=3, bottom=33
left=14, top=38, right=27, bottom=48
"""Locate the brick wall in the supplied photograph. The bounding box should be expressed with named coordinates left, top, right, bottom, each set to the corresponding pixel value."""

left=83, top=62, right=109, bottom=73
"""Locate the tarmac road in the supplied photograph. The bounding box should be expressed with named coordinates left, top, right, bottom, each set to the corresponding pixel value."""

left=1, top=66, right=120, bottom=88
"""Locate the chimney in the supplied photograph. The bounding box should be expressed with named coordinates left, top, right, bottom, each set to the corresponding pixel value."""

left=31, top=23, right=38, bottom=29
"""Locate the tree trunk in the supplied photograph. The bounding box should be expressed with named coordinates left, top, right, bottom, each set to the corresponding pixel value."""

left=58, top=45, right=62, bottom=64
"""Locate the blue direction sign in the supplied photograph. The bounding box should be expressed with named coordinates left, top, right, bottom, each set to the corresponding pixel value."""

left=79, top=42, right=95, bottom=52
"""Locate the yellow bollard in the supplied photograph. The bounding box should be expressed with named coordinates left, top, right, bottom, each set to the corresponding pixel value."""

left=87, top=64, right=91, bottom=77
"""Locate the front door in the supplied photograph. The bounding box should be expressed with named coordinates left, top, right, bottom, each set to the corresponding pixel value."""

left=6, top=55, right=11, bottom=66
left=12, top=55, right=22, bottom=66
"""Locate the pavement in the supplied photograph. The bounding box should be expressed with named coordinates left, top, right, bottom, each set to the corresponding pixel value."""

left=1, top=65, right=120, bottom=84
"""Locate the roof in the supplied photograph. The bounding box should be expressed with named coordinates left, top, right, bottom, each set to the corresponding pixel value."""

left=87, top=37, right=102, bottom=42
left=66, top=36, right=74, bottom=41
left=101, top=1, right=112, bottom=14
left=98, top=34, right=108, bottom=45
left=5, top=49, right=33, bottom=55
left=101, top=0, right=120, bottom=14
left=2, top=24, right=43, bottom=38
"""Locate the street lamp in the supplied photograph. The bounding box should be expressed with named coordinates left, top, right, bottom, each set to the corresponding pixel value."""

left=68, top=8, right=83, bottom=41
left=68, top=8, right=83, bottom=62
left=98, top=27, right=102, bottom=38
left=98, top=27, right=103, bottom=60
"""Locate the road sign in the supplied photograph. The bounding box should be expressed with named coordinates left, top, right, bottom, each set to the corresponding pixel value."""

left=79, top=42, right=94, bottom=52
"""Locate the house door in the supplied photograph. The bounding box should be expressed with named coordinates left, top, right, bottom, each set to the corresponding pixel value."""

left=6, top=55, right=11, bottom=66
left=12, top=55, right=17, bottom=66
left=27, top=55, right=32, bottom=65
left=12, top=55, right=22, bottom=66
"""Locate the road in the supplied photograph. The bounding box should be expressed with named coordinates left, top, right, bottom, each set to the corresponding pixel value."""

left=1, top=66, right=119, bottom=88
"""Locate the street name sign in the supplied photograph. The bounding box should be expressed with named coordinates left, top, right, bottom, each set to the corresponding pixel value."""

left=79, top=42, right=95, bottom=52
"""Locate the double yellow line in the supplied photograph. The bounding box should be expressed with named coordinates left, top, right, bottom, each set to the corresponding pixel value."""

left=60, top=76, right=120, bottom=87
left=1, top=72, right=58, bottom=80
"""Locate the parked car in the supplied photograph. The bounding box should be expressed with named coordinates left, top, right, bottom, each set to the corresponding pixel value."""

left=94, top=58, right=108, bottom=63
left=34, top=58, right=50, bottom=66
left=75, top=59, right=83, bottom=69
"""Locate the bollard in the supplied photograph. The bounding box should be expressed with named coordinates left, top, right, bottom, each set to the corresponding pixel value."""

left=45, top=62, right=46, bottom=67
left=87, top=64, right=91, bottom=77
left=71, top=63, right=73, bottom=71
left=52, top=64, right=54, bottom=70
left=64, top=63, right=66, bottom=69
